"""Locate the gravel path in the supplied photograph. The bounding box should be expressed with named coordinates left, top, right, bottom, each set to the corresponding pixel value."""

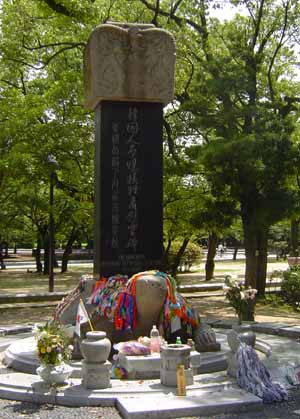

left=1, top=388, right=300, bottom=419
left=0, top=399, right=122, bottom=419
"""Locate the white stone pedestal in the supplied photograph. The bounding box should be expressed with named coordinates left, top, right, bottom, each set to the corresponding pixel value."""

left=160, top=344, right=194, bottom=387
left=81, top=360, right=111, bottom=389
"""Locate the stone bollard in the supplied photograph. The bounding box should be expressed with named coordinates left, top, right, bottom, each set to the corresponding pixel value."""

left=160, top=344, right=193, bottom=387
left=227, top=328, right=256, bottom=377
left=80, top=331, right=112, bottom=389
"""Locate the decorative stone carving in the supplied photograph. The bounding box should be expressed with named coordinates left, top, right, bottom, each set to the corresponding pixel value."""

left=160, top=344, right=193, bottom=387
left=194, top=322, right=221, bottom=352
left=84, top=22, right=176, bottom=109
left=80, top=331, right=111, bottom=363
left=80, top=331, right=112, bottom=389
left=36, top=362, right=73, bottom=385
left=81, top=360, right=111, bottom=389
left=54, top=273, right=220, bottom=353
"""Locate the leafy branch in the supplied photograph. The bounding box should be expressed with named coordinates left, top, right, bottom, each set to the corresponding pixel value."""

left=22, top=37, right=86, bottom=51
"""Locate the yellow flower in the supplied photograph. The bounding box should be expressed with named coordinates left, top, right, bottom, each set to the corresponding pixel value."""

left=40, top=347, right=46, bottom=354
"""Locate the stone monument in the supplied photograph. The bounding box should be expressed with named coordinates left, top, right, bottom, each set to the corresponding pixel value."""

left=54, top=273, right=221, bottom=353
left=84, top=22, right=176, bottom=276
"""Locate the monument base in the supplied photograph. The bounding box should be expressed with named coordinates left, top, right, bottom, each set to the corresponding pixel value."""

left=117, top=351, right=201, bottom=380
left=81, top=360, right=111, bottom=389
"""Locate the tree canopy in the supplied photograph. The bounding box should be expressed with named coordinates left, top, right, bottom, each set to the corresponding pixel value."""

left=1, top=0, right=300, bottom=289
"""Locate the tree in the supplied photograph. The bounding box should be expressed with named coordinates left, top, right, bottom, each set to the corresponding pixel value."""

left=190, top=194, right=238, bottom=280
left=190, top=0, right=300, bottom=294
left=0, top=0, right=96, bottom=277
left=138, top=0, right=300, bottom=295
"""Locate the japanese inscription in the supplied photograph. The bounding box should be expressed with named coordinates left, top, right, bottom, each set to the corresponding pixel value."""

left=111, top=122, right=120, bottom=249
left=126, top=107, right=139, bottom=251
left=95, top=101, right=164, bottom=276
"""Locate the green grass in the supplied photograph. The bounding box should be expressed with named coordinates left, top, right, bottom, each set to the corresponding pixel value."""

left=0, top=266, right=93, bottom=294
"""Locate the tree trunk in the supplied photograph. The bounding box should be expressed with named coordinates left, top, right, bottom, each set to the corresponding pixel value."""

left=43, top=233, right=49, bottom=275
left=243, top=219, right=269, bottom=295
left=54, top=243, right=59, bottom=268
left=233, top=246, right=238, bottom=260
left=0, top=242, right=6, bottom=270
left=35, top=235, right=43, bottom=273
left=290, top=219, right=299, bottom=257
left=256, top=229, right=268, bottom=296
left=61, top=228, right=77, bottom=273
left=4, top=243, right=8, bottom=257
left=170, top=237, right=190, bottom=277
left=162, top=237, right=172, bottom=272
left=205, top=232, right=217, bottom=281
left=243, top=221, right=258, bottom=289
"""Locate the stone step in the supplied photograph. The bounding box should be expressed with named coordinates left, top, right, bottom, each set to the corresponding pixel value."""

left=0, top=302, right=59, bottom=310
left=0, top=292, right=67, bottom=304
left=178, top=280, right=282, bottom=294
left=116, top=386, right=263, bottom=419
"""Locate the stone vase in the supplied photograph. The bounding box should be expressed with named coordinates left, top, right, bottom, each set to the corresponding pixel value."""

left=36, top=362, right=73, bottom=385
left=80, top=331, right=111, bottom=363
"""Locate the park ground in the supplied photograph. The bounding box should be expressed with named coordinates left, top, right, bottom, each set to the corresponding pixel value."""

left=1, top=254, right=300, bottom=419
left=0, top=252, right=298, bottom=327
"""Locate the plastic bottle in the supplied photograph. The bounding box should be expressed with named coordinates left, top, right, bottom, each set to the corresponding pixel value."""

left=176, top=336, right=182, bottom=345
left=187, top=338, right=195, bottom=351
left=176, top=364, right=186, bottom=396
left=150, top=325, right=160, bottom=353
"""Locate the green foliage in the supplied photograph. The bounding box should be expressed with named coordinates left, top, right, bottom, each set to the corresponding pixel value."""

left=167, top=240, right=203, bottom=272
left=269, top=220, right=291, bottom=258
left=1, top=0, right=300, bottom=289
left=281, top=267, right=300, bottom=307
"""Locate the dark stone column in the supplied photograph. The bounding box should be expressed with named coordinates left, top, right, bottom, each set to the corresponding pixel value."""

left=94, top=101, right=163, bottom=276
left=84, top=22, right=175, bottom=276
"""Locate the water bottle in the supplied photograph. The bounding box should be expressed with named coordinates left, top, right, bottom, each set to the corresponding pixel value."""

left=150, top=325, right=160, bottom=353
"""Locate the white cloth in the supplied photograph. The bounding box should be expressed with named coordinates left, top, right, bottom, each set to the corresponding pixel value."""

left=75, top=300, right=89, bottom=337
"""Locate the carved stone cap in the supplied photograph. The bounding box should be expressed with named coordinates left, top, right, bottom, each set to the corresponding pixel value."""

left=84, top=23, right=176, bottom=109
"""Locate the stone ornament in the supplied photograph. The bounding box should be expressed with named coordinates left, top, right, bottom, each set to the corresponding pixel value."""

left=227, top=328, right=256, bottom=378
left=84, top=23, right=176, bottom=109
left=160, top=343, right=193, bottom=387
left=36, top=362, right=73, bottom=386
left=80, top=331, right=112, bottom=389
left=80, top=331, right=111, bottom=363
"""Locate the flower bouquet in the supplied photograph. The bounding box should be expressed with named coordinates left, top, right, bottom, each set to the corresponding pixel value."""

left=224, top=276, right=257, bottom=324
left=35, top=321, right=73, bottom=384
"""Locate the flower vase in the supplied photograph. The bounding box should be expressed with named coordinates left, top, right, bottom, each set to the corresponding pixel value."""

left=80, top=331, right=111, bottom=363
left=240, top=304, right=255, bottom=323
left=36, top=362, right=73, bottom=385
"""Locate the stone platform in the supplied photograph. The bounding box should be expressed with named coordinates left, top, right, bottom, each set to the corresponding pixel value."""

left=0, top=324, right=299, bottom=418
left=3, top=333, right=230, bottom=379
